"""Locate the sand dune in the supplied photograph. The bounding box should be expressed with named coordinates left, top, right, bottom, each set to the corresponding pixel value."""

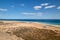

left=0, top=21, right=60, bottom=40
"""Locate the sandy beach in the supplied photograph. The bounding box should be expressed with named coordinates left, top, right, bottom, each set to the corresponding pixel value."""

left=0, top=21, right=60, bottom=40
left=0, top=21, right=60, bottom=30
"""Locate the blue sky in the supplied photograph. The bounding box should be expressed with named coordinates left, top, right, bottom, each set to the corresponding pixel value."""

left=0, top=0, right=60, bottom=19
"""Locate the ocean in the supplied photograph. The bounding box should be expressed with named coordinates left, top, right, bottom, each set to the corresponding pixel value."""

left=0, top=19, right=60, bottom=25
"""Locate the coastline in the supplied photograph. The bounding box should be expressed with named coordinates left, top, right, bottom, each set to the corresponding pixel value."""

left=0, top=21, right=60, bottom=40
left=35, top=22, right=60, bottom=27
left=0, top=20, right=60, bottom=27
left=0, top=20, right=60, bottom=33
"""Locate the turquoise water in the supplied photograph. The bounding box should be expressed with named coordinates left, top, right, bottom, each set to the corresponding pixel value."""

left=0, top=19, right=60, bottom=25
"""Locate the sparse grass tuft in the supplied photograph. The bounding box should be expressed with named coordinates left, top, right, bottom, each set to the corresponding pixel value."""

left=6, top=27, right=60, bottom=40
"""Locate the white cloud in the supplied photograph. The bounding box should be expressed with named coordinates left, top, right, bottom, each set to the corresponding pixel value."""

left=33, top=6, right=42, bottom=10
left=0, top=8, right=8, bottom=11
left=45, top=5, right=56, bottom=9
left=41, top=3, right=49, bottom=6
left=57, top=6, right=60, bottom=9
left=21, top=12, right=34, bottom=15
left=20, top=4, right=24, bottom=6
left=21, top=12, right=43, bottom=16
left=33, top=3, right=58, bottom=10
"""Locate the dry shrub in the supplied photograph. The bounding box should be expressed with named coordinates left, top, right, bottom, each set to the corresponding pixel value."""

left=6, top=27, right=60, bottom=40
